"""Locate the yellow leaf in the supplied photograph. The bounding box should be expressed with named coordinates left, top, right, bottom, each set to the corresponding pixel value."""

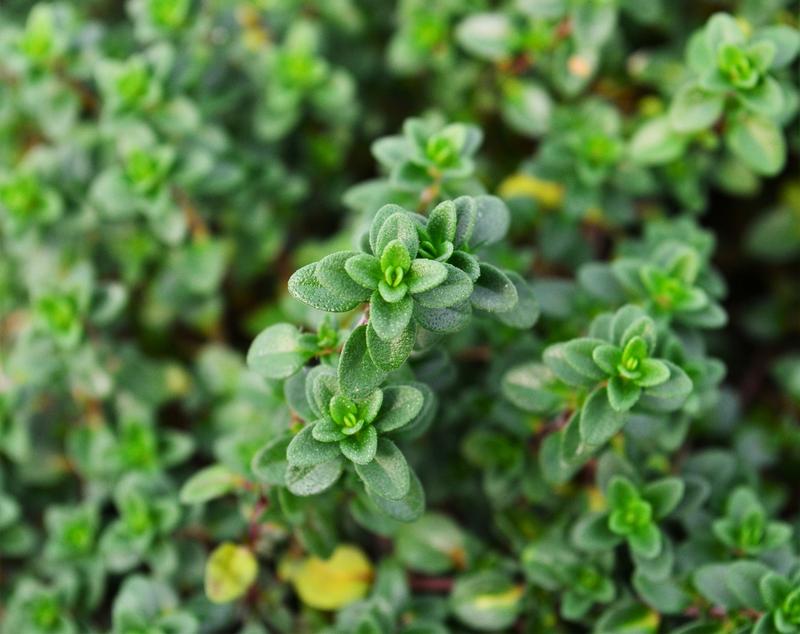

left=292, top=544, right=373, bottom=610
left=205, top=542, right=258, bottom=604
left=588, top=486, right=606, bottom=512
left=472, top=584, right=524, bottom=610
left=498, top=174, right=564, bottom=209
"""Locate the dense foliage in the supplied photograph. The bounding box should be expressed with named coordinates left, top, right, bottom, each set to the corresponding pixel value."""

left=1, top=1, right=799, bottom=633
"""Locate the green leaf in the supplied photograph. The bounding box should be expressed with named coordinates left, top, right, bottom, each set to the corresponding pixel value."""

left=180, top=465, right=239, bottom=504
left=289, top=262, right=364, bottom=312
left=572, top=513, right=621, bottom=552
left=286, top=425, right=340, bottom=467
left=669, top=84, right=725, bottom=133
left=638, top=361, right=693, bottom=413
left=340, top=426, right=378, bottom=465
left=413, top=300, right=472, bottom=333
left=579, top=386, right=627, bottom=445
left=378, top=279, right=408, bottom=303
left=636, top=359, right=671, bottom=388
left=725, top=111, right=786, bottom=176
left=374, top=385, right=424, bottom=433
left=752, top=25, right=800, bottom=68
left=406, top=259, right=448, bottom=294
left=370, top=292, right=413, bottom=340
left=396, top=512, right=466, bottom=573
left=629, top=116, right=688, bottom=165
left=726, top=561, right=769, bottom=611
left=247, top=323, right=309, bottom=380
left=380, top=239, right=412, bottom=273
left=595, top=602, right=660, bottom=633
left=607, top=376, right=642, bottom=412
left=455, top=13, right=514, bottom=62
left=312, top=417, right=346, bottom=442
left=338, top=325, right=388, bottom=398
left=471, top=263, right=518, bottom=313
left=251, top=434, right=292, bottom=486
left=544, top=340, right=605, bottom=387
left=633, top=572, right=691, bottom=615
left=694, top=564, right=745, bottom=610
left=366, top=320, right=416, bottom=371
left=494, top=271, right=539, bottom=328
left=501, top=362, right=561, bottom=414
left=285, top=457, right=344, bottom=496
left=376, top=212, right=419, bottom=259
left=355, top=438, right=410, bottom=500
left=628, top=524, right=661, bottom=559
left=316, top=251, right=373, bottom=305
left=453, top=196, right=477, bottom=246
left=427, top=200, right=457, bottom=243
left=412, top=263, right=473, bottom=308
left=593, top=344, right=622, bottom=375
left=470, top=195, right=510, bottom=246
left=205, top=542, right=258, bottom=604
left=370, top=204, right=408, bottom=254
left=642, top=477, right=684, bottom=519
left=345, top=253, right=381, bottom=290
left=760, top=573, right=791, bottom=610
left=367, top=469, right=426, bottom=522
left=308, top=366, right=337, bottom=419
left=737, top=76, right=785, bottom=118
left=450, top=571, right=523, bottom=631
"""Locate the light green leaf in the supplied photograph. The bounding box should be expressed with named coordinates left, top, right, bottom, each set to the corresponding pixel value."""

left=669, top=84, right=724, bottom=133
left=247, top=323, right=309, bottom=380
left=726, top=111, right=786, bottom=176
left=180, top=465, right=239, bottom=504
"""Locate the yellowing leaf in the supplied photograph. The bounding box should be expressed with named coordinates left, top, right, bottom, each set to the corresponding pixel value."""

left=205, top=542, right=258, bottom=604
left=292, top=544, right=373, bottom=610
left=472, top=584, right=524, bottom=610
left=588, top=486, right=606, bottom=512
left=498, top=174, right=564, bottom=209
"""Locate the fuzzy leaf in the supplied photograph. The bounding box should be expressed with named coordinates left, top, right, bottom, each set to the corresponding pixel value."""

left=406, top=259, right=448, bottom=294
left=471, top=263, right=518, bottom=313
left=345, top=254, right=381, bottom=290
left=286, top=457, right=344, bottom=496
left=374, top=385, right=425, bottom=433
left=412, top=263, right=473, bottom=308
left=289, top=262, right=363, bottom=312
left=251, top=434, right=292, bottom=486
left=338, top=325, right=388, bottom=398
left=355, top=438, right=410, bottom=500
left=247, top=323, right=309, bottom=380
left=470, top=195, right=510, bottom=246
left=340, top=426, right=378, bottom=465
left=287, top=424, right=340, bottom=467
left=376, top=212, right=419, bottom=259
left=579, top=386, right=627, bottom=445
left=366, top=320, right=416, bottom=370
left=413, top=300, right=472, bottom=333
left=370, top=292, right=413, bottom=340
left=368, top=469, right=426, bottom=522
